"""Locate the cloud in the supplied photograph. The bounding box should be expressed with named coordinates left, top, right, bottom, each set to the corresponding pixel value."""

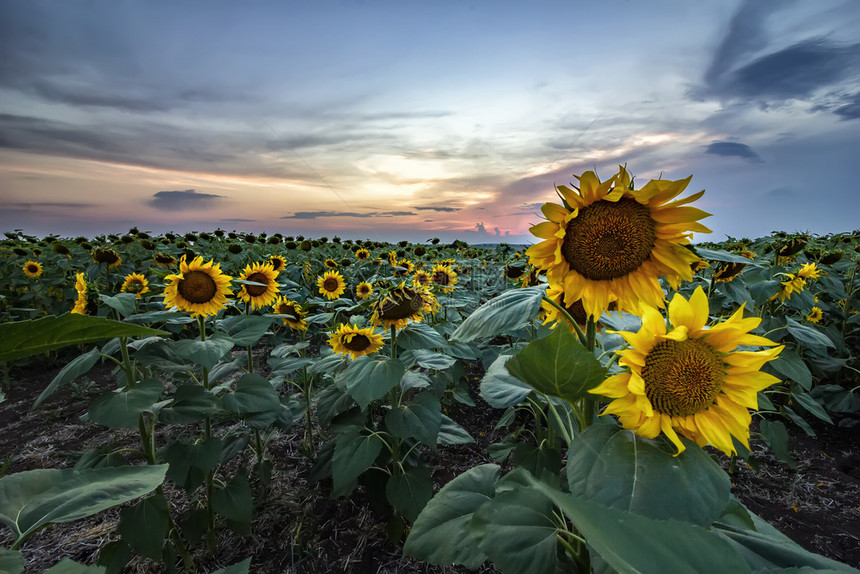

left=834, top=92, right=860, bottom=120
left=704, top=141, right=763, bottom=163
left=1, top=201, right=95, bottom=209
left=281, top=210, right=416, bottom=219
left=412, top=206, right=460, bottom=212
left=148, top=189, right=224, bottom=210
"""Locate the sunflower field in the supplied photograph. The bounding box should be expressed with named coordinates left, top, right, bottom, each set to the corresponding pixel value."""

left=0, top=168, right=859, bottom=573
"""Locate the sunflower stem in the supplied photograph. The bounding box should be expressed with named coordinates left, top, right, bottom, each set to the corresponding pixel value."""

left=541, top=295, right=588, bottom=345
left=197, top=315, right=216, bottom=553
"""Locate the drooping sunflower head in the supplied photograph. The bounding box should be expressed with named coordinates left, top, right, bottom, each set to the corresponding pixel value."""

left=237, top=261, right=280, bottom=310
left=526, top=166, right=711, bottom=319
left=371, top=282, right=438, bottom=330
left=324, top=258, right=338, bottom=269
left=121, top=272, right=150, bottom=298
left=92, top=247, right=122, bottom=268
left=712, top=261, right=746, bottom=283
left=430, top=263, right=458, bottom=293
left=328, top=323, right=385, bottom=360
left=273, top=296, right=308, bottom=330
left=355, top=248, right=370, bottom=261
left=269, top=255, right=287, bottom=272
left=154, top=253, right=177, bottom=267
left=162, top=256, right=233, bottom=317
left=355, top=281, right=374, bottom=300
left=317, top=270, right=346, bottom=300
left=588, top=286, right=783, bottom=456
left=23, top=260, right=43, bottom=278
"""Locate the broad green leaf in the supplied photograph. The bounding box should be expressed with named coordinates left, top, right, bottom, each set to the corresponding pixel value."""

left=386, top=464, right=434, bottom=522
left=34, top=347, right=100, bottom=408
left=452, top=286, right=545, bottom=342
left=212, top=472, right=253, bottom=525
left=0, top=314, right=166, bottom=362
left=566, top=421, right=731, bottom=526
left=315, top=385, right=356, bottom=426
left=407, top=349, right=457, bottom=370
left=99, top=293, right=137, bottom=318
left=696, top=248, right=763, bottom=266
left=123, top=310, right=191, bottom=324
left=331, top=431, right=384, bottom=495
left=218, top=315, right=274, bottom=347
left=385, top=392, right=442, bottom=447
left=506, top=327, right=607, bottom=403
left=768, top=348, right=812, bottom=390
left=404, top=464, right=500, bottom=568
left=759, top=419, right=797, bottom=469
left=524, top=472, right=752, bottom=574
left=87, top=378, right=163, bottom=429
left=118, top=493, right=169, bottom=560
left=212, top=558, right=252, bottom=574
left=220, top=373, right=282, bottom=415
left=470, top=487, right=562, bottom=574
left=786, top=318, right=835, bottom=349
left=0, top=548, right=24, bottom=574
left=400, top=370, right=432, bottom=392
left=791, top=389, right=833, bottom=424
left=158, top=385, right=219, bottom=424
left=44, top=559, right=107, bottom=573
left=268, top=355, right=314, bottom=378
left=158, top=438, right=222, bottom=491
left=340, top=356, right=405, bottom=410
left=96, top=540, right=131, bottom=574
left=173, top=332, right=235, bottom=369
left=308, top=350, right=347, bottom=376
left=513, top=443, right=561, bottom=485
left=479, top=355, right=532, bottom=408
left=0, top=464, right=167, bottom=545
left=397, top=321, right=448, bottom=349
left=437, top=414, right=475, bottom=446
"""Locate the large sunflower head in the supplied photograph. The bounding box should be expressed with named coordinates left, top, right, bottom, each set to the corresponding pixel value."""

left=371, top=282, right=438, bottom=330
left=273, top=296, right=308, bottom=331
left=588, top=286, right=783, bottom=456
left=430, top=263, right=458, bottom=293
left=317, top=270, right=346, bottom=300
left=237, top=261, right=280, bottom=310
left=269, top=255, right=287, bottom=272
left=526, top=166, right=711, bottom=319
left=162, top=256, right=233, bottom=317
left=355, top=281, right=374, bottom=300
left=23, top=260, right=43, bottom=278
left=328, top=323, right=385, bottom=360
left=121, top=272, right=150, bottom=298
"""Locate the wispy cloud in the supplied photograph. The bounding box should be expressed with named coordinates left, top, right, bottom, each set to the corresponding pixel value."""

left=704, top=141, right=763, bottom=163
left=412, top=206, right=460, bottom=212
left=281, top=210, right=416, bottom=219
left=149, top=189, right=224, bottom=210
left=0, top=201, right=95, bottom=209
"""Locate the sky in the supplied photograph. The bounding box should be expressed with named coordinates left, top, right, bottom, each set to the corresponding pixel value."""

left=1, top=0, right=859, bottom=245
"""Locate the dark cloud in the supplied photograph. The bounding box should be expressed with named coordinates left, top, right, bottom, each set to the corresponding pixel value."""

left=704, top=141, right=763, bottom=163
left=221, top=218, right=256, bottom=222
left=1, top=201, right=95, bottom=209
left=412, top=206, right=460, bottom=212
left=281, top=210, right=416, bottom=219
left=148, top=189, right=224, bottom=211
left=834, top=92, right=860, bottom=120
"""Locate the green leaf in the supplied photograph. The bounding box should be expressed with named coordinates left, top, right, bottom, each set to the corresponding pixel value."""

left=88, top=379, right=163, bottom=429
left=220, top=373, right=282, bottom=415
left=407, top=349, right=457, bottom=370
left=400, top=370, right=432, bottom=392
left=404, top=464, right=499, bottom=568
left=0, top=548, right=24, bottom=574
left=437, top=414, right=474, bottom=446
left=98, top=293, right=137, bottom=318
left=397, top=321, right=448, bottom=349
left=212, top=558, right=252, bottom=574
left=158, top=438, right=222, bottom=491
left=158, top=385, right=219, bottom=424
left=173, top=332, right=235, bottom=369
left=786, top=318, right=835, bottom=349
left=385, top=392, right=441, bottom=447
left=212, top=472, right=253, bottom=525
left=470, top=487, right=561, bottom=574
left=96, top=540, right=130, bottom=574
left=386, top=465, right=434, bottom=522
left=0, top=465, right=167, bottom=546
left=118, top=493, right=169, bottom=560
left=218, top=315, right=274, bottom=347
left=34, top=347, right=100, bottom=408
left=791, top=389, right=833, bottom=424
left=44, top=559, right=107, bottom=573
left=331, top=431, right=384, bottom=495
left=123, top=310, right=192, bottom=324
left=340, top=356, right=405, bottom=410
left=479, top=355, right=532, bottom=408
left=452, top=286, right=545, bottom=342
left=759, top=419, right=797, bottom=469
left=696, top=248, right=763, bottom=266
left=315, top=384, right=356, bottom=426
left=513, top=443, right=562, bottom=485
left=524, top=472, right=753, bottom=574
left=0, top=314, right=167, bottom=362
left=506, top=327, right=607, bottom=403
left=566, top=421, right=731, bottom=526
left=768, top=349, right=812, bottom=391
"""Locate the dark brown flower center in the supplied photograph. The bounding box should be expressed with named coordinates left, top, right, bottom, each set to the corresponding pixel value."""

left=277, top=303, right=299, bottom=319
left=245, top=272, right=269, bottom=296
left=178, top=270, right=217, bottom=304
left=26, top=264, right=39, bottom=273
left=323, top=277, right=340, bottom=292
left=565, top=298, right=589, bottom=325
left=562, top=198, right=657, bottom=281
left=343, top=334, right=371, bottom=352
left=358, top=284, right=371, bottom=295
left=378, top=288, right=421, bottom=320
left=432, top=270, right=450, bottom=286
left=270, top=258, right=284, bottom=271
left=126, top=279, right=145, bottom=293
left=642, top=339, right=724, bottom=418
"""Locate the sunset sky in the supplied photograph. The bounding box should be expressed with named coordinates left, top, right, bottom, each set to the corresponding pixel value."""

left=2, top=0, right=859, bottom=244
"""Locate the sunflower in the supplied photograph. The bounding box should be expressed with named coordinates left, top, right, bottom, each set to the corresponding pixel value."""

left=355, top=248, right=370, bottom=261
left=23, top=260, right=43, bottom=278
left=412, top=270, right=431, bottom=288
left=71, top=272, right=99, bottom=315
left=328, top=324, right=385, bottom=360
left=317, top=270, right=346, bottom=300
left=712, top=261, right=746, bottom=283
left=324, top=258, right=338, bottom=269
left=120, top=272, right=150, bottom=298
left=269, top=255, right=287, bottom=273
left=237, top=262, right=280, bottom=310
left=588, top=286, right=783, bottom=456
left=154, top=253, right=177, bottom=267
left=356, top=281, right=374, bottom=300
left=371, top=282, right=438, bottom=330
left=771, top=273, right=806, bottom=302
left=797, top=262, right=823, bottom=280
left=806, top=307, right=823, bottom=323
left=92, top=247, right=122, bottom=268
left=526, top=166, right=711, bottom=319
left=430, top=263, right=458, bottom=293
left=162, top=256, right=233, bottom=316
left=273, top=296, right=308, bottom=331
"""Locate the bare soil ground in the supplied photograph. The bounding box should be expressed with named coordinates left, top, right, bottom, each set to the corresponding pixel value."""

left=1, top=358, right=858, bottom=573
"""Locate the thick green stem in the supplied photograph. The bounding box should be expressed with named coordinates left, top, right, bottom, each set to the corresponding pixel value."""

left=196, top=315, right=215, bottom=553
left=541, top=295, right=587, bottom=344
left=119, top=337, right=136, bottom=388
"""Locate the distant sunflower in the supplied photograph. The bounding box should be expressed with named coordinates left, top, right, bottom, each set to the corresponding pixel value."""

left=805, top=307, right=823, bottom=324
left=324, top=258, right=338, bottom=269
left=317, top=270, right=346, bottom=300
left=162, top=256, right=233, bottom=316
left=71, top=272, right=99, bottom=315
left=328, top=324, right=385, bottom=360
left=356, top=281, right=374, bottom=300
left=355, top=248, right=370, bottom=261
left=526, top=166, right=711, bottom=319
left=430, top=263, right=458, bottom=293
left=23, top=260, right=43, bottom=278
left=589, top=286, right=783, bottom=456
left=237, top=261, right=280, bottom=310
left=797, top=262, right=823, bottom=280
left=154, top=253, right=177, bottom=267
left=371, top=282, right=437, bottom=330
left=120, top=272, right=150, bottom=298
left=269, top=255, right=287, bottom=273
left=712, top=262, right=746, bottom=283
left=413, top=270, right=431, bottom=288
left=92, top=247, right=122, bottom=268
left=273, top=296, right=308, bottom=331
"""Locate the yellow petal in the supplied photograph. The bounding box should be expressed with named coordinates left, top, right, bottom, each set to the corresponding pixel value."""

left=641, top=305, right=667, bottom=336
left=660, top=417, right=687, bottom=456
left=588, top=373, right=631, bottom=398
left=541, top=202, right=570, bottom=222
